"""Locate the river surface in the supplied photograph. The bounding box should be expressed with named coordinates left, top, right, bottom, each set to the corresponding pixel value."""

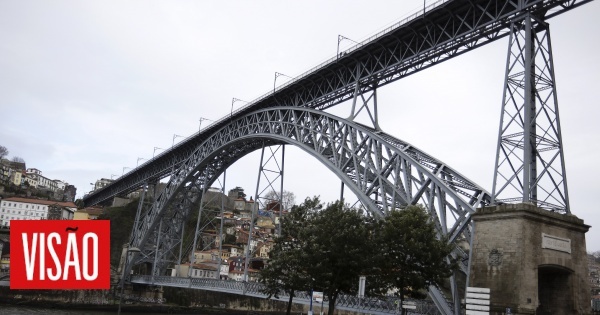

left=1, top=305, right=198, bottom=315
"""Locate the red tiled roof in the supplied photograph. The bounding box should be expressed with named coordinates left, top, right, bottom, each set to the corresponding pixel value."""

left=3, top=197, right=76, bottom=208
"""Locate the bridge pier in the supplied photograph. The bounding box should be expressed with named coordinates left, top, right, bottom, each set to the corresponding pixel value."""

left=468, top=203, right=591, bottom=314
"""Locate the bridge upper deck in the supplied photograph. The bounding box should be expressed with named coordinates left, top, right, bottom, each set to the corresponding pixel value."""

left=83, top=0, right=591, bottom=207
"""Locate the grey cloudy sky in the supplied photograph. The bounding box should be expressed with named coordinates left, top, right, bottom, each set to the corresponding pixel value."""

left=1, top=1, right=599, bottom=249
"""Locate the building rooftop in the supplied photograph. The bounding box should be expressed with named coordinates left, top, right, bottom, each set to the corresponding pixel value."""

left=3, top=197, right=77, bottom=208
left=78, top=206, right=104, bottom=216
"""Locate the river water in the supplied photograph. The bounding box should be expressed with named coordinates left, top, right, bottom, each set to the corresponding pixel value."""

left=2, top=305, right=196, bottom=315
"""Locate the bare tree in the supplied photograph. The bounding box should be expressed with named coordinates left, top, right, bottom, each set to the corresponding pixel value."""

left=264, top=190, right=296, bottom=211
left=0, top=146, right=8, bottom=160
left=12, top=156, right=25, bottom=163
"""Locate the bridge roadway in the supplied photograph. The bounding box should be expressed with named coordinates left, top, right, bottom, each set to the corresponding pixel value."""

left=83, top=0, right=591, bottom=207
left=131, top=275, right=440, bottom=315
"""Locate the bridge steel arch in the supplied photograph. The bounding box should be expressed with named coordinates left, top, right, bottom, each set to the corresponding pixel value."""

left=126, top=107, right=493, bottom=314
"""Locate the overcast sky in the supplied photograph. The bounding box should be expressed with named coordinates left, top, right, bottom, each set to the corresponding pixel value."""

left=1, top=1, right=598, bottom=250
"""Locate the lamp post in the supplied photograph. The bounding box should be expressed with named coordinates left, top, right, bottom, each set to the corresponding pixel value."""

left=153, top=147, right=163, bottom=158
left=337, top=35, right=359, bottom=60
left=231, top=98, right=247, bottom=120
left=136, top=157, right=146, bottom=167
left=111, top=174, right=118, bottom=180
left=273, top=72, right=294, bottom=93
left=172, top=134, right=183, bottom=148
left=199, top=117, right=212, bottom=131
left=117, top=245, right=141, bottom=315
left=122, top=167, right=131, bottom=176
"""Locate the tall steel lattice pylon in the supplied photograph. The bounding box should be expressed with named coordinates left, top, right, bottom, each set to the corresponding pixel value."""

left=492, top=14, right=569, bottom=213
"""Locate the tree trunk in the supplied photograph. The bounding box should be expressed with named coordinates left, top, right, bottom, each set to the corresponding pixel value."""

left=327, top=292, right=337, bottom=315
left=286, top=289, right=295, bottom=315
left=399, top=287, right=406, bottom=315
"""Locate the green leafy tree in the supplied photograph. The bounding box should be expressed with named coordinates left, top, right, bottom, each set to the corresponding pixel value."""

left=261, top=198, right=375, bottom=315
left=304, top=201, right=375, bottom=315
left=74, top=198, right=84, bottom=209
left=98, top=199, right=139, bottom=267
left=229, top=186, right=247, bottom=199
left=372, top=205, right=457, bottom=314
left=260, top=196, right=320, bottom=315
left=223, top=234, right=237, bottom=245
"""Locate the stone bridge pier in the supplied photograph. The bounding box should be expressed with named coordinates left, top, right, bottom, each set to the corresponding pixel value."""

left=468, top=203, right=591, bottom=314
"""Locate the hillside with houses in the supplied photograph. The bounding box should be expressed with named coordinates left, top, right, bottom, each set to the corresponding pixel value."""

left=99, top=185, right=287, bottom=283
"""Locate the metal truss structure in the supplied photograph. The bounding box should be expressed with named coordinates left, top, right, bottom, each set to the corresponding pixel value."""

left=492, top=14, right=569, bottom=213
left=123, top=107, right=492, bottom=314
left=83, top=0, right=590, bottom=208
left=178, top=173, right=228, bottom=279
left=243, top=143, right=286, bottom=281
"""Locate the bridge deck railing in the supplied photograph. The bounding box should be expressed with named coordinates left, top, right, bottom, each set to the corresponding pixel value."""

left=131, top=275, right=441, bottom=315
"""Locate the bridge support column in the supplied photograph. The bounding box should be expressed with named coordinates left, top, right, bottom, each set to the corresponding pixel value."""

left=348, top=78, right=381, bottom=131
left=492, top=14, right=569, bottom=213
left=468, top=203, right=590, bottom=314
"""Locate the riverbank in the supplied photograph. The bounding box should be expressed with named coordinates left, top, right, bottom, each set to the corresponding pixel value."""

left=0, top=286, right=291, bottom=315
left=0, top=299, right=287, bottom=315
left=0, top=284, right=308, bottom=315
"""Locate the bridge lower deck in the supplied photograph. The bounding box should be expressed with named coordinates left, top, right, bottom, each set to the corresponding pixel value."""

left=131, top=275, right=441, bottom=315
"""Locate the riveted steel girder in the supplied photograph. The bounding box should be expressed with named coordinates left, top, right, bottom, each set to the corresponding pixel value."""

left=83, top=0, right=589, bottom=208
left=124, top=107, right=493, bottom=314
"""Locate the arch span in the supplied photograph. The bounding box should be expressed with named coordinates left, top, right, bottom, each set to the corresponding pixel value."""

left=127, top=107, right=493, bottom=313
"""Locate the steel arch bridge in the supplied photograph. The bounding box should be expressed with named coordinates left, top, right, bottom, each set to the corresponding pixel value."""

left=125, top=107, right=492, bottom=314
left=81, top=0, right=595, bottom=314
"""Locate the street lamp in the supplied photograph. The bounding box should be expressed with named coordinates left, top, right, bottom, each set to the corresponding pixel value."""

left=172, top=134, right=183, bottom=148
left=199, top=117, right=212, bottom=131
left=117, top=245, right=141, bottom=315
left=122, top=167, right=131, bottom=175
left=231, top=98, right=247, bottom=120
left=136, top=157, right=146, bottom=167
left=274, top=72, right=294, bottom=93
left=153, top=147, right=163, bottom=158
left=111, top=174, right=118, bottom=180
left=337, top=35, right=359, bottom=60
